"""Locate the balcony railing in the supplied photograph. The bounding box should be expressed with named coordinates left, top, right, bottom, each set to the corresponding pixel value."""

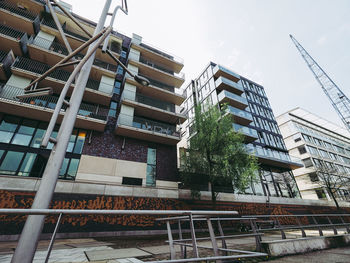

left=216, top=76, right=244, bottom=93
left=0, top=1, right=37, bottom=21
left=122, top=89, right=175, bottom=113
left=139, top=41, right=183, bottom=64
left=0, top=24, right=25, bottom=40
left=0, top=84, right=108, bottom=121
left=218, top=90, right=248, bottom=106
left=139, top=56, right=185, bottom=79
left=246, top=144, right=303, bottom=166
left=31, top=36, right=118, bottom=73
left=227, top=105, right=253, bottom=121
left=12, top=57, right=104, bottom=92
left=233, top=123, right=258, bottom=138
left=118, top=113, right=180, bottom=138
left=0, top=50, right=7, bottom=63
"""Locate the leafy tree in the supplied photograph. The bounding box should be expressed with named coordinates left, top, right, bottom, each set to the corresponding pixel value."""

left=313, top=164, right=350, bottom=210
left=180, top=104, right=258, bottom=203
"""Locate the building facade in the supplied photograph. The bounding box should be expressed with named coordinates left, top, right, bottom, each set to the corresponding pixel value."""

left=0, top=0, right=185, bottom=192
left=277, top=108, right=350, bottom=201
left=179, top=62, right=302, bottom=198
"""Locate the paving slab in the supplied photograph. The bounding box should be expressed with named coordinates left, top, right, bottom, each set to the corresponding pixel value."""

left=85, top=248, right=151, bottom=261
left=67, top=241, right=115, bottom=248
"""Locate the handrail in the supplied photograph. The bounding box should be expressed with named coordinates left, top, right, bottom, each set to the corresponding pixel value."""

left=0, top=24, right=25, bottom=40
left=0, top=1, right=37, bottom=21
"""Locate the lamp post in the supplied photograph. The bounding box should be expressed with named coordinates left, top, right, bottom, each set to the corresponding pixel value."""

left=10, top=0, right=148, bottom=262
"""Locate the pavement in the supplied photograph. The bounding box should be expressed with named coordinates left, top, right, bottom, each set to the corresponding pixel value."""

left=0, top=229, right=349, bottom=262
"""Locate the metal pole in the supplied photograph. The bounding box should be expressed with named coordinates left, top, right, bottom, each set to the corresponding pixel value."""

left=44, top=213, right=63, bottom=263
left=11, top=1, right=112, bottom=262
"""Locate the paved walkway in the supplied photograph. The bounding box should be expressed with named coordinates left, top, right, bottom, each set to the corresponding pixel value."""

left=0, top=229, right=349, bottom=262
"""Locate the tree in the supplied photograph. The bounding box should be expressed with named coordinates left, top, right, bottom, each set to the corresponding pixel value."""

left=180, top=104, right=258, bottom=203
left=313, top=164, right=350, bottom=210
left=273, top=171, right=300, bottom=198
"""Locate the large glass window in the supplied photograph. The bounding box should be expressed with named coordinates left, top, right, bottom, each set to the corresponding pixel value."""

left=0, top=151, right=24, bottom=175
left=146, top=148, right=156, bottom=186
left=31, top=123, right=47, bottom=148
left=18, top=153, right=37, bottom=177
left=73, top=130, right=86, bottom=154
left=12, top=119, right=37, bottom=146
left=0, top=115, right=20, bottom=143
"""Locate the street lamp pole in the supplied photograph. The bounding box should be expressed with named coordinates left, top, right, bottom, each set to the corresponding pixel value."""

left=11, top=1, right=113, bottom=262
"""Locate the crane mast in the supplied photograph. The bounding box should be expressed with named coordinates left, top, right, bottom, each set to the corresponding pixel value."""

left=289, top=34, right=350, bottom=132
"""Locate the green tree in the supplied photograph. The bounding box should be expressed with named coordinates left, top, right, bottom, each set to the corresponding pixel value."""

left=180, top=104, right=258, bottom=203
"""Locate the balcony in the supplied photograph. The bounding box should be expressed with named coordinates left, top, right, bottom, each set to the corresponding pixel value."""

left=0, top=84, right=108, bottom=131
left=116, top=113, right=181, bottom=145
left=121, top=90, right=187, bottom=124
left=215, top=76, right=244, bottom=95
left=125, top=76, right=185, bottom=105
left=129, top=56, right=185, bottom=88
left=213, top=65, right=240, bottom=82
left=227, top=105, right=253, bottom=126
left=232, top=123, right=258, bottom=143
left=28, top=36, right=118, bottom=79
left=40, top=18, right=121, bottom=64
left=0, top=24, right=28, bottom=56
left=0, top=1, right=39, bottom=35
left=131, top=41, right=183, bottom=73
left=246, top=144, right=304, bottom=170
left=11, top=57, right=112, bottom=105
left=218, top=90, right=248, bottom=110
left=0, top=51, right=7, bottom=80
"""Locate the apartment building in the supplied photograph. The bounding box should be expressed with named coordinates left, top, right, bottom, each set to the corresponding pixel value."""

left=179, top=62, right=302, bottom=198
left=0, top=0, right=186, bottom=192
left=277, top=108, right=350, bottom=201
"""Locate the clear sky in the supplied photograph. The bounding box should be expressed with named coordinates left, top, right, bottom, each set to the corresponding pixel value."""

left=66, top=0, right=350, bottom=127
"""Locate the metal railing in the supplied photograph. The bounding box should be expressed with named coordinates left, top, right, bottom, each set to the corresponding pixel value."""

left=118, top=113, right=180, bottom=138
left=12, top=57, right=103, bottom=92
left=139, top=41, right=184, bottom=65
left=0, top=24, right=25, bottom=40
left=122, top=89, right=176, bottom=113
left=233, top=123, right=258, bottom=138
left=0, top=1, right=37, bottom=21
left=227, top=105, right=253, bottom=121
left=0, top=50, right=7, bottom=63
left=0, top=84, right=109, bottom=121
left=139, top=57, right=185, bottom=80
left=0, top=209, right=267, bottom=262
left=243, top=213, right=350, bottom=240
left=31, top=36, right=118, bottom=73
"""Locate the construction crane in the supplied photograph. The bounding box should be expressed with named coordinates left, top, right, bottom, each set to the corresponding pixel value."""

left=290, top=34, right=350, bottom=132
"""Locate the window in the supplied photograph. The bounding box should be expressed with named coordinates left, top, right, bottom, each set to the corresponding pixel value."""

left=108, top=101, right=118, bottom=117
left=0, top=151, right=24, bottom=175
left=113, top=81, right=121, bottom=94
left=315, top=189, right=327, bottom=199
left=122, top=177, right=142, bottom=186
left=302, top=134, right=313, bottom=144
left=307, top=145, right=319, bottom=156
left=116, top=65, right=123, bottom=75
left=319, top=149, right=329, bottom=159
left=309, top=172, right=319, bottom=182
left=298, top=146, right=307, bottom=155
left=18, top=153, right=37, bottom=177
left=0, top=115, right=20, bottom=143
left=302, top=158, right=313, bottom=168
left=73, top=131, right=87, bottom=154
left=146, top=148, right=156, bottom=186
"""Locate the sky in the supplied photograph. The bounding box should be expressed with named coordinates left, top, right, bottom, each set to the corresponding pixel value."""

left=65, top=0, right=350, bottom=127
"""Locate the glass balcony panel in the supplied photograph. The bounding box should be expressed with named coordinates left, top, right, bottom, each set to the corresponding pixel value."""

left=139, top=42, right=183, bottom=64
left=232, top=123, right=258, bottom=138
left=218, top=90, right=248, bottom=106
left=216, top=76, right=244, bottom=93
left=139, top=56, right=184, bottom=79
left=117, top=113, right=180, bottom=138
left=227, top=105, right=253, bottom=121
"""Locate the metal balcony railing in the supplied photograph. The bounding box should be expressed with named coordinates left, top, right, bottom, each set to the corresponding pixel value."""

left=227, top=105, right=253, bottom=121
left=0, top=24, right=25, bottom=40
left=32, top=37, right=118, bottom=73
left=0, top=50, right=7, bottom=63
left=0, top=1, right=37, bottom=21
left=233, top=123, right=258, bottom=138
left=138, top=74, right=175, bottom=92
left=118, top=113, right=180, bottom=138
left=139, top=41, right=184, bottom=64
left=12, top=57, right=101, bottom=92
left=0, top=84, right=108, bottom=121
left=139, top=57, right=185, bottom=79
left=122, top=90, right=175, bottom=113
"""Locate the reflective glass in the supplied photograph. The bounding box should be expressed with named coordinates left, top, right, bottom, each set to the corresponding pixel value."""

left=0, top=149, right=4, bottom=160
left=146, top=164, right=156, bottom=186
left=18, top=119, right=37, bottom=135
left=12, top=133, right=32, bottom=146
left=59, top=158, right=69, bottom=176
left=0, top=131, right=14, bottom=143
left=31, top=123, right=46, bottom=148
left=147, top=148, right=156, bottom=165
left=0, top=151, right=24, bottom=175
left=73, top=130, right=86, bottom=154
left=18, top=153, right=37, bottom=176
left=67, top=129, right=77, bottom=153
left=0, top=115, right=20, bottom=132
left=67, top=158, right=79, bottom=179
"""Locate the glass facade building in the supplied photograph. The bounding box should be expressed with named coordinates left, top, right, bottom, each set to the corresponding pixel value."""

left=277, top=108, right=350, bottom=201
left=179, top=62, right=302, bottom=198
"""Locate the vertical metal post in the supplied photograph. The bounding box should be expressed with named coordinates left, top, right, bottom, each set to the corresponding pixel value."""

left=295, top=217, right=306, bottom=238
left=339, top=216, right=350, bottom=234
left=166, top=220, right=176, bottom=260
left=44, top=213, right=63, bottom=263
left=177, top=220, right=185, bottom=258
left=11, top=1, right=113, bottom=262
left=327, top=216, right=338, bottom=235
left=217, top=219, right=227, bottom=252
left=274, top=216, right=286, bottom=239
left=250, top=219, right=262, bottom=252
left=311, top=216, right=323, bottom=236
left=189, top=214, right=199, bottom=258
left=206, top=217, right=220, bottom=261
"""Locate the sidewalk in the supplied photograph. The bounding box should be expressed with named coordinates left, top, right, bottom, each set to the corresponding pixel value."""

left=0, top=229, right=349, bottom=262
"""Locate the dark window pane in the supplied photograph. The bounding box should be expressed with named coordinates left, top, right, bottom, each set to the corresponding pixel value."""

left=73, top=131, right=86, bottom=154
left=67, top=129, right=77, bottom=152
left=18, top=119, right=37, bottom=135
left=0, top=115, right=20, bottom=132
left=0, top=150, right=4, bottom=160
left=0, top=151, right=24, bottom=175
left=0, top=131, right=14, bottom=143
left=31, top=123, right=46, bottom=148
left=18, top=153, right=37, bottom=177
left=67, top=158, right=79, bottom=179
left=59, top=158, right=69, bottom=177
left=122, top=177, right=142, bottom=186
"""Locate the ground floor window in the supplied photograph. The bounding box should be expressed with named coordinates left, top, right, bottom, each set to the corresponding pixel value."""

left=146, top=148, right=156, bottom=186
